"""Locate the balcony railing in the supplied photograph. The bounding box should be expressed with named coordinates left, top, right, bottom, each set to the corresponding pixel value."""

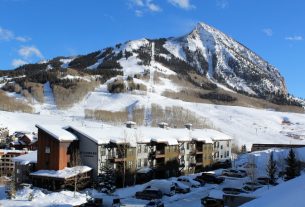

left=155, top=150, right=165, bottom=158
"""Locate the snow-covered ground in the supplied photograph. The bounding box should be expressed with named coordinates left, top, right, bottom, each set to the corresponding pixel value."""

left=1, top=148, right=305, bottom=206
left=0, top=186, right=88, bottom=207
left=241, top=174, right=305, bottom=207
left=1, top=87, right=305, bottom=150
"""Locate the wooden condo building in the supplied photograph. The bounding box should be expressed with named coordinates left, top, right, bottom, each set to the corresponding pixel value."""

left=27, top=123, right=232, bottom=189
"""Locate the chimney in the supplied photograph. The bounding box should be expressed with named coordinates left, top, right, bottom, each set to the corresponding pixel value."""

left=125, top=121, right=136, bottom=128
left=184, top=123, right=192, bottom=130
left=158, top=122, right=168, bottom=129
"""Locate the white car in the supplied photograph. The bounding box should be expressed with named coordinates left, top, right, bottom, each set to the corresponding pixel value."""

left=177, top=176, right=201, bottom=188
left=222, top=169, right=244, bottom=178
left=146, top=179, right=176, bottom=196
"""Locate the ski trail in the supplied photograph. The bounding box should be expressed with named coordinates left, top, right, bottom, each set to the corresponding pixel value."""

left=41, top=81, right=57, bottom=113
left=144, top=42, right=155, bottom=126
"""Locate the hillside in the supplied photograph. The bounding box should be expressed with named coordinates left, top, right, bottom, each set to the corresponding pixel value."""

left=0, top=22, right=304, bottom=148
left=0, top=22, right=303, bottom=112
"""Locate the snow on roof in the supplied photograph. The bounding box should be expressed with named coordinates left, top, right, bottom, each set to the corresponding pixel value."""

left=13, top=150, right=37, bottom=165
left=241, top=174, right=305, bottom=207
left=36, top=124, right=77, bottom=142
left=125, top=121, right=136, bottom=125
left=24, top=133, right=37, bottom=142
left=67, top=125, right=229, bottom=146
left=201, top=129, right=232, bottom=141
left=30, top=166, right=92, bottom=179
left=158, top=122, right=168, bottom=126
left=0, top=149, right=28, bottom=155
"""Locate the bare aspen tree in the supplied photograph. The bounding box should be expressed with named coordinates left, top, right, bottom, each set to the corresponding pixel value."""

left=247, top=154, right=257, bottom=184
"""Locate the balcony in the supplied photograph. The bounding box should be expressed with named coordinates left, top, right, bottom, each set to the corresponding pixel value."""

left=106, top=155, right=126, bottom=162
left=196, top=159, right=203, bottom=166
left=189, top=149, right=197, bottom=155
left=196, top=147, right=203, bottom=154
left=155, top=150, right=165, bottom=158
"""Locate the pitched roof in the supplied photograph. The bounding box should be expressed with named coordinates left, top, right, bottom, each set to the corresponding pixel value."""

left=36, top=124, right=77, bottom=142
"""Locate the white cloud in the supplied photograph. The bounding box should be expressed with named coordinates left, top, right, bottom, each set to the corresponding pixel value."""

left=15, top=36, right=31, bottom=42
left=129, top=0, right=161, bottom=16
left=0, top=26, right=30, bottom=42
left=262, top=28, right=273, bottom=37
left=18, top=46, right=44, bottom=60
left=12, top=59, right=28, bottom=68
left=132, top=0, right=144, bottom=6
left=217, top=0, right=229, bottom=9
left=135, top=10, right=143, bottom=17
left=168, top=0, right=195, bottom=10
left=147, top=1, right=161, bottom=12
left=285, top=35, right=303, bottom=41
left=0, top=27, right=14, bottom=41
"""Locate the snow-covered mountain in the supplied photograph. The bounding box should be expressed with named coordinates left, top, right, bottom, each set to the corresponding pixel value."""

left=7, top=22, right=288, bottom=100
left=164, top=22, right=287, bottom=97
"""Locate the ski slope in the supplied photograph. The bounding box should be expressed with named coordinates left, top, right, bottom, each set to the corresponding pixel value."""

left=1, top=88, right=305, bottom=150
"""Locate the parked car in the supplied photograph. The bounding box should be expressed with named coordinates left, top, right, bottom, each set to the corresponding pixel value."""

left=238, top=169, right=247, bottom=177
left=135, top=188, right=163, bottom=200
left=212, top=160, right=232, bottom=169
left=177, top=176, right=201, bottom=188
left=222, top=169, right=244, bottom=178
left=172, top=181, right=190, bottom=194
left=80, top=198, right=103, bottom=207
left=145, top=200, right=164, bottom=207
left=146, top=180, right=176, bottom=196
left=242, top=181, right=263, bottom=191
left=112, top=198, right=121, bottom=207
left=222, top=187, right=248, bottom=195
left=197, top=173, right=225, bottom=184
left=201, top=196, right=224, bottom=207
left=256, top=177, right=278, bottom=185
left=194, top=177, right=206, bottom=186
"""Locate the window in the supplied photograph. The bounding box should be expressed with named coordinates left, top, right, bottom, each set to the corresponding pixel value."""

left=221, top=145, right=223, bottom=150
left=138, top=159, right=141, bottom=168
left=187, top=143, right=190, bottom=150
left=137, top=145, right=141, bottom=153
left=227, top=151, right=229, bottom=157
left=221, top=155, right=223, bottom=158
left=144, top=146, right=148, bottom=153
left=217, top=142, right=219, bottom=148
left=214, top=142, right=217, bottom=148
left=45, top=146, right=50, bottom=154
left=128, top=148, right=134, bottom=156
left=227, top=141, right=230, bottom=147
left=128, top=161, right=133, bottom=169
left=144, top=158, right=148, bottom=166
left=100, top=149, right=106, bottom=156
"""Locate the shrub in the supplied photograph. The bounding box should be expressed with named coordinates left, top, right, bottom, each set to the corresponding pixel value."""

left=151, top=104, right=211, bottom=128
left=200, top=92, right=237, bottom=102
left=107, top=79, right=126, bottom=93
left=85, top=109, right=128, bottom=124
left=53, top=79, right=98, bottom=108
left=0, top=90, right=33, bottom=113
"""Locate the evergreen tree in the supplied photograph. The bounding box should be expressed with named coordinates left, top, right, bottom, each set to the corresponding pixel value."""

left=285, top=148, right=300, bottom=180
left=97, top=162, right=116, bottom=194
left=241, top=145, right=247, bottom=153
left=266, top=152, right=277, bottom=184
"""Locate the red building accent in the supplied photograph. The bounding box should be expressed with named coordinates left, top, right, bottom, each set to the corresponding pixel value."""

left=36, top=125, right=77, bottom=171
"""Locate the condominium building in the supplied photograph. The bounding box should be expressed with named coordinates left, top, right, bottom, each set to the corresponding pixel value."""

left=30, top=122, right=232, bottom=187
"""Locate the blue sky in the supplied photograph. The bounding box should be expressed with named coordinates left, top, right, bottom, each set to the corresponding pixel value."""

left=0, top=0, right=304, bottom=98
